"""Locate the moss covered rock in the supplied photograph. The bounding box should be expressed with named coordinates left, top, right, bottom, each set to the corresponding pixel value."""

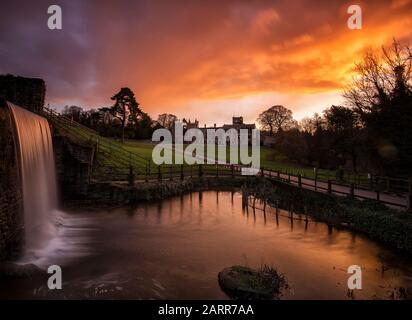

left=218, top=265, right=288, bottom=300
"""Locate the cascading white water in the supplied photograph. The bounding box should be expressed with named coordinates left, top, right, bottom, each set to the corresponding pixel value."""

left=8, top=102, right=58, bottom=259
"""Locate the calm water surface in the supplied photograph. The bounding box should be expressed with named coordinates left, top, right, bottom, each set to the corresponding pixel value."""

left=1, top=191, right=412, bottom=299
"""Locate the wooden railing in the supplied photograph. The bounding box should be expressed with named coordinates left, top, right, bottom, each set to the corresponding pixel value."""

left=259, top=167, right=410, bottom=210
left=92, top=163, right=411, bottom=210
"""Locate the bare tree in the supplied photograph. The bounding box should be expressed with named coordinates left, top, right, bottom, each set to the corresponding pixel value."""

left=299, top=117, right=316, bottom=134
left=62, top=105, right=83, bottom=122
left=344, top=39, right=412, bottom=118
left=257, top=105, right=294, bottom=135
left=156, top=113, right=178, bottom=130
left=298, top=113, right=326, bottom=133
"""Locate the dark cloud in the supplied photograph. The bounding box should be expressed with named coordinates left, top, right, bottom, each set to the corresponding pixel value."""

left=1, top=0, right=411, bottom=122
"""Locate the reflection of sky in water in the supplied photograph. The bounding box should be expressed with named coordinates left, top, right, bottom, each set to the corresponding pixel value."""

left=3, top=191, right=412, bottom=299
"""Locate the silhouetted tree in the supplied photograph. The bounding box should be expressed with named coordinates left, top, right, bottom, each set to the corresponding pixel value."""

left=62, top=105, right=83, bottom=122
left=257, top=105, right=294, bottom=135
left=344, top=39, right=412, bottom=175
left=324, top=105, right=360, bottom=172
left=156, top=113, right=178, bottom=130
left=111, top=87, right=141, bottom=143
left=275, top=128, right=308, bottom=164
left=132, top=112, right=154, bottom=139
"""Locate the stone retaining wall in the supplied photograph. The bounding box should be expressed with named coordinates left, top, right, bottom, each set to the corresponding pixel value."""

left=53, top=135, right=95, bottom=202
left=62, top=177, right=248, bottom=208
left=0, top=100, right=23, bottom=260
left=0, top=75, right=45, bottom=113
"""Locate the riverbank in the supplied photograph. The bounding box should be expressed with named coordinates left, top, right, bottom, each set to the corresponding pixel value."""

left=62, top=177, right=248, bottom=209
left=61, top=176, right=412, bottom=256
left=246, top=178, right=412, bottom=256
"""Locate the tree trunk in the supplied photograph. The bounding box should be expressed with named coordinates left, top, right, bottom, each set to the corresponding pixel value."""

left=121, top=105, right=126, bottom=143
left=121, top=120, right=125, bottom=143
left=351, top=148, right=358, bottom=173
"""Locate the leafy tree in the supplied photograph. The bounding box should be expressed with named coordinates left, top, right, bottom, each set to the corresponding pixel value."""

left=324, top=105, right=360, bottom=172
left=275, top=128, right=308, bottom=164
left=111, top=87, right=141, bottom=143
left=132, top=112, right=154, bottom=139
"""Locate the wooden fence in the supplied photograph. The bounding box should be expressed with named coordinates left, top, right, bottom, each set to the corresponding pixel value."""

left=94, top=163, right=411, bottom=211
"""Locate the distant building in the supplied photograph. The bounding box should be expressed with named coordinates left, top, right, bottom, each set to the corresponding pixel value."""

left=182, top=118, right=199, bottom=130
left=200, top=117, right=256, bottom=145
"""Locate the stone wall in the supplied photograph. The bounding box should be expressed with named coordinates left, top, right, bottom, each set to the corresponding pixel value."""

left=0, top=75, right=46, bottom=113
left=53, top=135, right=95, bottom=201
left=62, top=176, right=247, bottom=208
left=0, top=99, right=23, bottom=260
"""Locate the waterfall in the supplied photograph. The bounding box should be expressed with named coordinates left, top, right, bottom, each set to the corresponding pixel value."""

left=8, top=102, right=58, bottom=260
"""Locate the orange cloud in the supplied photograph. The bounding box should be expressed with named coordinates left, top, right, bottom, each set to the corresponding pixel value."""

left=251, top=8, right=281, bottom=34
left=1, top=0, right=412, bottom=124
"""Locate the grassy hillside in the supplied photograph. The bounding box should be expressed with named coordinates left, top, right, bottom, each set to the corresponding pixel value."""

left=123, top=140, right=336, bottom=179
left=48, top=113, right=336, bottom=181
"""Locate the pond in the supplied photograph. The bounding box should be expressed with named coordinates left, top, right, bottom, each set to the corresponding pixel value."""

left=1, top=191, right=412, bottom=299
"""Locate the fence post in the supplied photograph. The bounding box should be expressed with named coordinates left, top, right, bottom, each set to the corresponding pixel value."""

left=298, top=174, right=302, bottom=188
left=180, top=164, right=184, bottom=181
left=231, top=165, right=234, bottom=178
left=158, top=165, right=162, bottom=182
left=350, top=183, right=354, bottom=199
left=261, top=167, right=264, bottom=177
left=408, top=178, right=412, bottom=212
left=277, top=170, right=280, bottom=179
left=170, top=166, right=173, bottom=181
left=327, top=180, right=332, bottom=195
left=377, top=190, right=380, bottom=201
left=199, top=164, right=203, bottom=177
left=145, top=165, right=148, bottom=182
left=128, top=165, right=134, bottom=187
left=216, top=164, right=219, bottom=178
left=95, top=139, right=99, bottom=158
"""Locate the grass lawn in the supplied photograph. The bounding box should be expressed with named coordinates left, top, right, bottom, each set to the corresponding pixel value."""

left=52, top=118, right=336, bottom=181
left=123, top=140, right=336, bottom=180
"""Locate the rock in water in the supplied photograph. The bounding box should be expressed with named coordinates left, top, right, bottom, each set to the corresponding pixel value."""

left=218, top=265, right=288, bottom=300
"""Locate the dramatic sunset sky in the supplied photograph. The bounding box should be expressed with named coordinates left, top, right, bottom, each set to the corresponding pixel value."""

left=1, top=0, right=412, bottom=125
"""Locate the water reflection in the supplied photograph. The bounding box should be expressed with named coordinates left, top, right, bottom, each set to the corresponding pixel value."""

left=2, top=191, right=412, bottom=300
